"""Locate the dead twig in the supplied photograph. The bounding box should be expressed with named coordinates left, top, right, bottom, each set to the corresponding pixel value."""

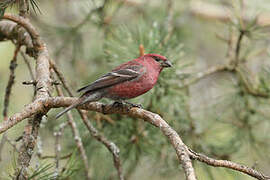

left=55, top=84, right=90, bottom=180
left=20, top=51, right=35, bottom=80
left=179, top=65, right=227, bottom=88
left=54, top=121, right=68, bottom=175
left=51, top=62, right=125, bottom=180
left=235, top=30, right=245, bottom=66
left=0, top=45, right=21, bottom=161
left=79, top=111, right=125, bottom=180
left=188, top=149, right=270, bottom=180
left=50, top=60, right=73, bottom=96
left=19, top=0, right=29, bottom=18
left=3, top=45, right=21, bottom=118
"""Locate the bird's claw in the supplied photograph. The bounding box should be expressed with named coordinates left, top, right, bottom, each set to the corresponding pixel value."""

left=103, top=102, right=124, bottom=114
left=111, top=101, right=142, bottom=110
left=112, top=101, right=124, bottom=108
left=125, top=102, right=143, bottom=109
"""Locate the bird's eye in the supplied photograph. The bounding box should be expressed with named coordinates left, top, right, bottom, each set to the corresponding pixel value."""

left=153, top=56, right=163, bottom=62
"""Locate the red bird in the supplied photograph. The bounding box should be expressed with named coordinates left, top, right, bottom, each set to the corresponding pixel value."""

left=56, top=53, right=172, bottom=119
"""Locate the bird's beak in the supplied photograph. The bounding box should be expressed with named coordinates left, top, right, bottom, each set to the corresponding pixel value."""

left=161, top=60, right=173, bottom=68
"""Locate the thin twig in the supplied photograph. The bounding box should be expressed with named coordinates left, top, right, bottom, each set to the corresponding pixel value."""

left=55, top=84, right=91, bottom=180
left=50, top=60, right=73, bottom=96
left=19, top=0, right=28, bottom=17
left=3, top=45, right=21, bottom=117
left=20, top=51, right=35, bottom=80
left=22, top=80, right=36, bottom=85
left=0, top=45, right=21, bottom=161
left=51, top=63, right=125, bottom=180
left=3, top=135, right=19, bottom=153
left=235, top=30, right=245, bottom=66
left=79, top=111, right=125, bottom=180
left=54, top=121, right=68, bottom=175
left=188, top=149, right=270, bottom=180
left=179, top=65, right=227, bottom=88
left=52, top=65, right=124, bottom=180
left=74, top=7, right=98, bottom=30
left=39, top=152, right=72, bottom=160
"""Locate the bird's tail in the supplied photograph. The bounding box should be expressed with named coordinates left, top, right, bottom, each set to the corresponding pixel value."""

left=55, top=92, right=102, bottom=119
left=55, top=99, right=83, bottom=119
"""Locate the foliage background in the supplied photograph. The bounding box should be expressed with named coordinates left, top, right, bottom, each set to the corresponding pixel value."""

left=0, top=0, right=270, bottom=179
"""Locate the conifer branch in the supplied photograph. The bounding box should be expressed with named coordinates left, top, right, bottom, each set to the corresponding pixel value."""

left=0, top=3, right=269, bottom=180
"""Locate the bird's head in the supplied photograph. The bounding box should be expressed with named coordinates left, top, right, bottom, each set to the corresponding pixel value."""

left=144, top=53, right=173, bottom=68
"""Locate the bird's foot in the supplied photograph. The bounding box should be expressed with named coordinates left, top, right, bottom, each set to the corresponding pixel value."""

left=124, top=101, right=143, bottom=109
left=112, top=101, right=124, bottom=108
left=109, top=101, right=142, bottom=111
left=102, top=102, right=124, bottom=114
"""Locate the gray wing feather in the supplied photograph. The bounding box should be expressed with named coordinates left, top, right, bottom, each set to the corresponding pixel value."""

left=77, top=65, right=142, bottom=93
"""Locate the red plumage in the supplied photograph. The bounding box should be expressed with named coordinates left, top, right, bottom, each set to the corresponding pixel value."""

left=107, top=55, right=163, bottom=99
left=56, top=53, right=172, bottom=119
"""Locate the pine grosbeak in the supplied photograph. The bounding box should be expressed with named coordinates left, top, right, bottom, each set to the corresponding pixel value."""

left=56, top=53, right=172, bottom=118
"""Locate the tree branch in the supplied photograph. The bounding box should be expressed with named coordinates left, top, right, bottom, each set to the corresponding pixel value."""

left=179, top=65, right=227, bottom=88
left=2, top=97, right=196, bottom=179
left=0, top=13, right=52, bottom=179
left=0, top=9, right=268, bottom=180
left=188, top=149, right=270, bottom=180
left=2, top=13, right=41, bottom=47
left=1, top=96, right=268, bottom=179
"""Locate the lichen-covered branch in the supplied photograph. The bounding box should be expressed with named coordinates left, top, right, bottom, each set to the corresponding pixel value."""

left=16, top=115, right=42, bottom=179
left=0, top=21, right=34, bottom=55
left=0, top=6, right=268, bottom=180
left=1, top=96, right=268, bottom=179
left=0, top=13, right=52, bottom=179
left=2, top=97, right=197, bottom=179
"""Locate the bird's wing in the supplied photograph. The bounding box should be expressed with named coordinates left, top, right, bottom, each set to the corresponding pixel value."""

left=77, top=65, right=144, bottom=93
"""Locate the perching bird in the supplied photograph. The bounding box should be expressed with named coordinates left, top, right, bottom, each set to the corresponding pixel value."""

left=55, top=53, right=172, bottom=119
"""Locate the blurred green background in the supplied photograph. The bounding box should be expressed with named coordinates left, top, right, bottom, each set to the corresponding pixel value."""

left=0, top=0, right=270, bottom=179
